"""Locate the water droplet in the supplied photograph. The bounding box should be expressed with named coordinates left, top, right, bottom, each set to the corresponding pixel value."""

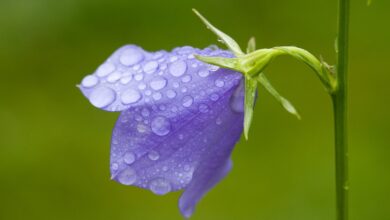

left=198, top=69, right=209, bottom=77
left=120, top=76, right=132, bottom=85
left=97, top=63, right=115, bottom=77
left=145, top=90, right=152, bottom=96
left=138, top=82, right=146, bottom=90
left=134, top=74, right=143, bottom=81
left=169, top=56, right=178, bottom=62
left=198, top=104, right=209, bottom=113
left=173, top=82, right=180, bottom=88
left=169, top=60, right=187, bottom=77
left=141, top=108, right=150, bottom=117
left=121, top=89, right=141, bottom=104
left=143, top=61, right=159, bottom=74
left=181, top=75, right=192, bottom=83
left=107, top=71, right=121, bottom=83
left=178, top=134, right=184, bottom=140
left=148, top=150, right=160, bottom=161
left=181, top=87, right=187, bottom=93
left=182, top=95, right=193, bottom=107
left=166, top=90, right=176, bottom=99
left=152, top=92, right=162, bottom=101
left=151, top=116, right=171, bottom=136
left=210, top=93, right=219, bottom=101
left=137, top=123, right=148, bottom=133
left=216, top=117, right=222, bottom=125
left=159, top=105, right=166, bottom=111
left=187, top=54, right=195, bottom=59
left=117, top=167, right=137, bottom=185
left=183, top=165, right=191, bottom=172
left=120, top=48, right=144, bottom=66
left=215, top=79, right=225, bottom=87
left=150, top=77, right=167, bottom=90
left=149, top=178, right=171, bottom=195
left=111, top=163, right=119, bottom=171
left=208, top=65, right=220, bottom=72
left=82, top=75, right=98, bottom=88
left=123, top=152, right=136, bottom=165
left=162, top=166, right=169, bottom=172
left=89, top=86, right=116, bottom=108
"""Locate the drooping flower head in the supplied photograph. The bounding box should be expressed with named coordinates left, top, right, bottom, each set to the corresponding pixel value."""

left=79, top=45, right=245, bottom=217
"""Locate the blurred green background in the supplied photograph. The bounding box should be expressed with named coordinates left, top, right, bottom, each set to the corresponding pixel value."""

left=0, top=0, right=389, bottom=219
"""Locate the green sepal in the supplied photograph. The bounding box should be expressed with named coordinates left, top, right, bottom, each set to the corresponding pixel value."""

left=247, top=37, right=256, bottom=53
left=257, top=73, right=301, bottom=119
left=192, top=9, right=244, bottom=57
left=244, top=76, right=258, bottom=139
left=194, top=55, right=241, bottom=72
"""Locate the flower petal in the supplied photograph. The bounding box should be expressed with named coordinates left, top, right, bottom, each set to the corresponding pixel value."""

left=79, top=45, right=237, bottom=111
left=110, top=74, right=244, bottom=217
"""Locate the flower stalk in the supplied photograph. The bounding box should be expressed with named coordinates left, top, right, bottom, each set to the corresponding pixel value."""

left=333, top=0, right=349, bottom=219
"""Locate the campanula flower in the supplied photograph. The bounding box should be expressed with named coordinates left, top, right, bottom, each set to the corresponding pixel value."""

left=79, top=45, right=245, bottom=217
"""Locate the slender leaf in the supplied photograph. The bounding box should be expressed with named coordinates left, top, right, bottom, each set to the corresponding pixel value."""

left=193, top=9, right=244, bottom=56
left=257, top=73, right=301, bottom=119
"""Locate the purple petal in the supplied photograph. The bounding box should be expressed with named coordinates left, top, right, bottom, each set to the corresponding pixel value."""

left=110, top=70, right=244, bottom=217
left=79, top=45, right=236, bottom=111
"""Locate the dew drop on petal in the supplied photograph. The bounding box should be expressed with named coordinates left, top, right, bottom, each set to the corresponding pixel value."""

left=120, top=76, right=132, bottom=85
left=134, top=74, right=144, bottom=81
left=97, top=63, right=115, bottom=77
left=107, top=71, right=122, bottom=83
left=166, top=90, right=177, bottom=99
left=198, top=104, right=209, bottom=113
left=148, top=150, right=160, bottom=161
left=82, top=75, right=99, bottom=88
left=89, top=86, right=116, bottom=108
left=117, top=167, right=137, bottom=185
left=150, top=77, right=167, bottom=90
left=210, top=93, right=220, bottom=101
left=123, top=152, right=136, bottom=165
left=169, top=60, right=187, bottom=77
left=138, top=82, right=146, bottom=90
left=111, top=163, right=119, bottom=171
left=141, top=108, right=150, bottom=117
left=143, top=61, right=159, bottom=74
left=216, top=117, right=222, bottom=125
left=198, top=69, right=209, bottom=78
left=181, top=75, right=192, bottom=83
left=152, top=92, right=162, bottom=101
left=149, top=178, right=172, bottom=195
left=120, top=48, right=144, bottom=66
left=182, top=95, right=193, bottom=107
left=215, top=79, right=225, bottom=87
left=151, top=116, right=171, bottom=136
left=121, top=89, right=141, bottom=104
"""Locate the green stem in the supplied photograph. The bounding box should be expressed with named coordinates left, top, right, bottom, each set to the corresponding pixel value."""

left=333, top=0, right=349, bottom=220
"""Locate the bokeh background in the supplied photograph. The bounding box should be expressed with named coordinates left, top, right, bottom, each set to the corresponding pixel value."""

left=0, top=0, right=389, bottom=219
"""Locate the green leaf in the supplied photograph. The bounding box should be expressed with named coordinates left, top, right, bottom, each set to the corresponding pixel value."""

left=257, top=73, right=301, bottom=119
left=192, top=9, right=244, bottom=57
left=244, top=76, right=258, bottom=139
left=247, top=37, right=256, bottom=53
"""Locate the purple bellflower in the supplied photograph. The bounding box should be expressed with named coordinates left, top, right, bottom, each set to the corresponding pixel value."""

left=79, top=45, right=244, bottom=217
left=79, top=9, right=332, bottom=218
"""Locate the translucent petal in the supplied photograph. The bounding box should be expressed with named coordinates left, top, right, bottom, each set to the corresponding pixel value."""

left=79, top=45, right=237, bottom=111
left=110, top=74, right=244, bottom=217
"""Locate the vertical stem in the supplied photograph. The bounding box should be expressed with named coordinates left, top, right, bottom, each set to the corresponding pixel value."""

left=333, top=0, right=349, bottom=220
